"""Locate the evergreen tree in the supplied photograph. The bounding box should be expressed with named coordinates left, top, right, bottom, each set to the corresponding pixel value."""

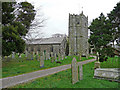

left=88, top=13, right=113, bottom=61
left=108, top=2, right=120, bottom=46
left=2, top=2, right=36, bottom=56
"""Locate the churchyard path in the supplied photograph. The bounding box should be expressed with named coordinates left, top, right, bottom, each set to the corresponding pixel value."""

left=1, top=56, right=96, bottom=88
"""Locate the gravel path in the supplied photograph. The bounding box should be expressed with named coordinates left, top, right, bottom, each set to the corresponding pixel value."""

left=1, top=58, right=96, bottom=88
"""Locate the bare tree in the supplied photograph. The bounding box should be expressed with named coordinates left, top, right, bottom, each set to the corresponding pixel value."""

left=23, top=6, right=47, bottom=44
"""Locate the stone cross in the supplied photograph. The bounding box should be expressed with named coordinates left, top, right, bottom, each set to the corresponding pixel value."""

left=71, top=57, right=78, bottom=84
left=40, top=56, right=44, bottom=68
left=79, top=64, right=83, bottom=80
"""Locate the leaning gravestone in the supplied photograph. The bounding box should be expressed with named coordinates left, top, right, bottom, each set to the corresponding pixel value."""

left=79, top=64, right=83, bottom=80
left=40, top=56, right=44, bottom=68
left=71, top=57, right=78, bottom=84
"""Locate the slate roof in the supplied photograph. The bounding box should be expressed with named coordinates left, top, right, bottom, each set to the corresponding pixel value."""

left=26, top=36, right=65, bottom=45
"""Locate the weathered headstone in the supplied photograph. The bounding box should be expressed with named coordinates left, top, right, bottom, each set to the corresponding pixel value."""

left=40, top=56, right=44, bottom=68
left=51, top=52, right=54, bottom=63
left=55, top=53, right=57, bottom=62
left=12, top=52, right=15, bottom=59
left=19, top=54, right=21, bottom=58
left=45, top=53, right=48, bottom=60
left=79, top=64, right=83, bottom=80
left=43, top=52, right=45, bottom=60
left=31, top=52, right=33, bottom=60
left=46, top=53, right=49, bottom=60
left=94, top=61, right=100, bottom=69
left=62, top=55, right=64, bottom=60
left=71, top=57, right=78, bottom=84
left=63, top=52, right=65, bottom=59
left=36, top=51, right=39, bottom=61
left=58, top=53, right=61, bottom=60
left=27, top=52, right=31, bottom=60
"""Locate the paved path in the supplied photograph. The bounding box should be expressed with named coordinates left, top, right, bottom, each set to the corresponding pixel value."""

left=1, top=58, right=96, bottom=88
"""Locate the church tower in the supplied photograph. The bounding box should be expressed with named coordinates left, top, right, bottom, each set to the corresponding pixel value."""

left=68, top=12, right=89, bottom=56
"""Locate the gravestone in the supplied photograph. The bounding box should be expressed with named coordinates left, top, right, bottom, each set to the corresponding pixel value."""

left=54, top=53, right=57, bottom=62
left=36, top=51, right=39, bottom=61
left=79, top=64, right=83, bottom=80
left=47, top=53, right=50, bottom=60
left=45, top=53, right=48, bottom=60
left=63, top=52, right=65, bottom=59
left=43, top=52, right=45, bottom=60
left=62, top=55, right=64, bottom=60
left=12, top=52, right=15, bottom=59
left=31, top=52, right=33, bottom=60
left=40, top=56, right=44, bottom=68
left=19, top=54, right=21, bottom=58
left=94, top=61, right=100, bottom=69
left=27, top=52, right=31, bottom=60
left=51, top=52, right=54, bottom=63
left=71, top=57, right=78, bottom=84
left=58, top=53, right=61, bottom=60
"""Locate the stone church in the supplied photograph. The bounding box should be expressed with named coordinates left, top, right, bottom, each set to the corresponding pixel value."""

left=26, top=12, right=89, bottom=57
left=26, top=35, right=67, bottom=56
left=68, top=12, right=89, bottom=56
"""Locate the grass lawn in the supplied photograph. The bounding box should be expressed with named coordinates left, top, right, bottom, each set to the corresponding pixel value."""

left=11, top=61, right=118, bottom=88
left=2, top=54, right=94, bottom=78
left=100, top=56, right=120, bottom=68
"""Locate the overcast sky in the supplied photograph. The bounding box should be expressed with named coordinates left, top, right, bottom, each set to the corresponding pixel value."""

left=18, top=0, right=119, bottom=38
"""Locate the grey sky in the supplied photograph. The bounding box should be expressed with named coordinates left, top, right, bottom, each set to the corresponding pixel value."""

left=18, top=0, right=119, bottom=38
